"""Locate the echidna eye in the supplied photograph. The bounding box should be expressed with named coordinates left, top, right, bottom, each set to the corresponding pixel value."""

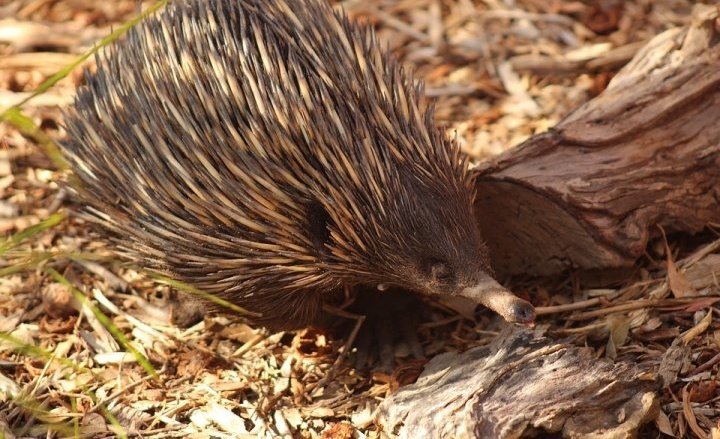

left=428, top=259, right=454, bottom=283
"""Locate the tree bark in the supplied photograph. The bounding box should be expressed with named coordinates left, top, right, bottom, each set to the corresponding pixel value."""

left=474, top=5, right=720, bottom=277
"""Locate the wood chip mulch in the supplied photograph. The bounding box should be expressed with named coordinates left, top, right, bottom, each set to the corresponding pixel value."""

left=1, top=0, right=718, bottom=438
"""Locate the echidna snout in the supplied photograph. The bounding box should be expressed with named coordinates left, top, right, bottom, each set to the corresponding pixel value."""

left=460, top=275, right=536, bottom=324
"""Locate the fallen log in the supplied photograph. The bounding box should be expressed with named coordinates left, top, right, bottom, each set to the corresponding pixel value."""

left=474, top=4, right=720, bottom=277
left=376, top=328, right=659, bottom=438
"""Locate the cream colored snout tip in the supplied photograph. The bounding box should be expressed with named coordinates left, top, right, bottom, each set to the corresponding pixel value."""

left=460, top=279, right=535, bottom=324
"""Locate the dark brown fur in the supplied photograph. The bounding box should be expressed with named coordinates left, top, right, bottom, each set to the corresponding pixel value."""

left=63, top=0, right=508, bottom=330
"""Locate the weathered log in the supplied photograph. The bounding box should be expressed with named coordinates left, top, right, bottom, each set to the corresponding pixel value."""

left=474, top=5, right=720, bottom=277
left=376, top=328, right=659, bottom=438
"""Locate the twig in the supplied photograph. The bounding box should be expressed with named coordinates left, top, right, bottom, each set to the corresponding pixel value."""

left=535, top=298, right=602, bottom=315
left=570, top=297, right=720, bottom=321
left=687, top=352, right=720, bottom=376
left=306, top=305, right=365, bottom=395
left=569, top=299, right=665, bottom=320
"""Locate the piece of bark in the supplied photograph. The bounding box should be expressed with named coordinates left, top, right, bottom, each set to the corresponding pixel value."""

left=376, top=328, right=659, bottom=439
left=474, top=5, right=720, bottom=277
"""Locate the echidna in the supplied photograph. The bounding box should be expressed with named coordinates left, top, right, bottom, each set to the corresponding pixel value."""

left=62, top=0, right=535, bottom=330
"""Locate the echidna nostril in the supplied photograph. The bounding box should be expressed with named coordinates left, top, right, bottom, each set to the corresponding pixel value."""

left=510, top=302, right=536, bottom=324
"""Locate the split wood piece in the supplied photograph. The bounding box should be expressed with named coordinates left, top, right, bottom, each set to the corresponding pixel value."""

left=376, top=327, right=659, bottom=439
left=509, top=40, right=646, bottom=76
left=474, top=5, right=720, bottom=277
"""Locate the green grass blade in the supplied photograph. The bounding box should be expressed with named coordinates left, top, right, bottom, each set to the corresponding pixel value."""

left=2, top=109, right=69, bottom=170
left=0, top=332, right=87, bottom=374
left=0, top=212, right=66, bottom=254
left=0, top=332, right=128, bottom=437
left=0, top=253, right=54, bottom=277
left=46, top=268, right=159, bottom=381
left=147, top=271, right=261, bottom=318
left=71, top=396, right=80, bottom=438
left=0, top=250, right=115, bottom=277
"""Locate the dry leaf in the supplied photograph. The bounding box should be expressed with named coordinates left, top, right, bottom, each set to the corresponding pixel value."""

left=667, top=247, right=697, bottom=298
left=683, top=384, right=709, bottom=439
left=322, top=422, right=354, bottom=439
left=684, top=297, right=720, bottom=313
left=81, top=413, right=110, bottom=436
left=655, top=409, right=675, bottom=437
left=606, top=315, right=630, bottom=359
left=689, top=380, right=717, bottom=403
left=682, top=310, right=713, bottom=345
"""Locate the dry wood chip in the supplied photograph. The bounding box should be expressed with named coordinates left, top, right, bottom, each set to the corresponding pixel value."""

left=305, top=407, right=335, bottom=418
left=2, top=2, right=719, bottom=439
left=350, top=404, right=375, bottom=429
left=0, top=312, right=21, bottom=333
left=658, top=338, right=691, bottom=387
left=0, top=372, right=20, bottom=401
left=94, top=351, right=137, bottom=364
left=41, top=282, right=78, bottom=318
left=685, top=254, right=720, bottom=291
left=209, top=381, right=249, bottom=392
left=283, top=408, right=303, bottom=428
left=191, top=403, right=249, bottom=434
left=274, top=410, right=292, bottom=436
left=682, top=309, right=714, bottom=345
